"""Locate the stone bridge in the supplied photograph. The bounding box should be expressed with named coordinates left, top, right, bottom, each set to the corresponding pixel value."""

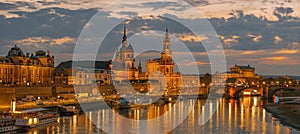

left=225, top=85, right=300, bottom=99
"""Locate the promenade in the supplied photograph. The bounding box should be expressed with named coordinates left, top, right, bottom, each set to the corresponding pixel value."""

left=264, top=103, right=300, bottom=130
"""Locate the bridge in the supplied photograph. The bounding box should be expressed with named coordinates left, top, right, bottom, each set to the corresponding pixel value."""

left=225, top=85, right=300, bottom=99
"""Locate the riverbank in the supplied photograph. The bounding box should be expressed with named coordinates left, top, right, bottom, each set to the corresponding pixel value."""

left=264, top=103, right=300, bottom=130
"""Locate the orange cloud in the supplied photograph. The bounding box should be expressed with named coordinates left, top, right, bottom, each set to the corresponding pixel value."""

left=16, top=37, right=49, bottom=45
left=179, top=35, right=207, bottom=42
left=15, top=36, right=76, bottom=46
left=274, top=35, right=282, bottom=44
left=50, top=37, right=75, bottom=45
left=253, top=35, right=262, bottom=42
left=223, top=38, right=238, bottom=44
left=241, top=51, right=256, bottom=55
left=248, top=34, right=262, bottom=42
left=232, top=35, right=240, bottom=39
left=193, top=61, right=210, bottom=65
left=273, top=49, right=298, bottom=54
left=263, top=56, right=287, bottom=61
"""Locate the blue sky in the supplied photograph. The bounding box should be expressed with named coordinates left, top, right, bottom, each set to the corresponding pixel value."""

left=0, top=0, right=299, bottom=75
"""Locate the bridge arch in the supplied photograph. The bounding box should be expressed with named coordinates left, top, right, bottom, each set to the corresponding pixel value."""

left=232, top=87, right=261, bottom=98
left=268, top=87, right=296, bottom=98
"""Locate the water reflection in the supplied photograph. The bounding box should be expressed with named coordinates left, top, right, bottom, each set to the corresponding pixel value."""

left=22, top=97, right=299, bottom=134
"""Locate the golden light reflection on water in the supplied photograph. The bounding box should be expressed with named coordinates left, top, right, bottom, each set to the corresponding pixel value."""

left=23, top=97, right=300, bottom=134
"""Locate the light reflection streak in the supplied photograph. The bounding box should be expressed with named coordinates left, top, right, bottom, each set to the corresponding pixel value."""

left=228, top=102, right=231, bottom=132
left=23, top=97, right=300, bottom=134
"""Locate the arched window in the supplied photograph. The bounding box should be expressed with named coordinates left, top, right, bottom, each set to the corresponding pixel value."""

left=166, top=68, right=169, bottom=73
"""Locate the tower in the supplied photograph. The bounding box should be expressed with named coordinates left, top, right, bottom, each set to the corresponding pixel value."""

left=161, top=28, right=172, bottom=64
left=161, top=28, right=174, bottom=75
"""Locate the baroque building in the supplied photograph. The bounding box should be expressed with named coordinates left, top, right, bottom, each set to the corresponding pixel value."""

left=0, top=45, right=54, bottom=86
left=111, top=25, right=143, bottom=83
left=213, top=64, right=261, bottom=85
left=54, top=61, right=111, bottom=86
left=111, top=27, right=181, bottom=91
left=145, top=28, right=181, bottom=90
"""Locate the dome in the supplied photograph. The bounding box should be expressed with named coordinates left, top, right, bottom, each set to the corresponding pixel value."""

left=8, top=45, right=25, bottom=57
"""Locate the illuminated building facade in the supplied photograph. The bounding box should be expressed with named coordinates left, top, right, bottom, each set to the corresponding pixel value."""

left=0, top=45, right=54, bottom=86
left=111, top=26, right=143, bottom=83
left=213, top=64, right=261, bottom=85
left=54, top=61, right=111, bottom=85
left=145, top=28, right=181, bottom=90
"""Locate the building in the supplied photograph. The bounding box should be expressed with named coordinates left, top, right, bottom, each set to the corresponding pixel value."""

left=213, top=64, right=261, bottom=85
left=230, top=64, right=255, bottom=78
left=111, top=25, right=143, bottom=83
left=181, top=74, right=200, bottom=87
left=0, top=45, right=54, bottom=86
left=54, top=61, right=111, bottom=86
left=145, top=28, right=181, bottom=90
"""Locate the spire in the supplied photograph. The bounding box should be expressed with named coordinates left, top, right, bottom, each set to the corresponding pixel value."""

left=138, top=60, right=142, bottom=72
left=164, top=27, right=169, bottom=41
left=122, top=23, right=127, bottom=43
left=163, top=27, right=171, bottom=52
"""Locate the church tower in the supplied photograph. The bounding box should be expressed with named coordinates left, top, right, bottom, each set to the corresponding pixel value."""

left=161, top=28, right=172, bottom=64
left=161, top=28, right=174, bottom=75
left=119, top=24, right=134, bottom=69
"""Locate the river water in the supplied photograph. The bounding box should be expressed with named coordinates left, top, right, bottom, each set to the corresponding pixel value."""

left=20, top=97, right=300, bottom=134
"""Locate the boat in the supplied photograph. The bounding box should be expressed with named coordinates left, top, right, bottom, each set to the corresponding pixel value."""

left=57, top=105, right=79, bottom=116
left=0, top=117, right=19, bottom=133
left=14, top=108, right=59, bottom=128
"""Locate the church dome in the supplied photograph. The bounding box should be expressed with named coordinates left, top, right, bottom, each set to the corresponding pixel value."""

left=8, top=45, right=25, bottom=57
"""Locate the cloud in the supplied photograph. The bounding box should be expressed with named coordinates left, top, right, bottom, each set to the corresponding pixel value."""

left=223, top=38, right=238, bottom=45
left=50, top=36, right=75, bottom=45
left=241, top=50, right=257, bottom=55
left=248, top=34, right=262, bottom=42
left=139, top=1, right=190, bottom=11
left=178, top=34, right=207, bottom=42
left=193, top=61, right=210, bottom=65
left=232, top=35, right=239, bottom=39
left=0, top=2, right=19, bottom=10
left=273, top=49, right=298, bottom=54
left=182, top=0, right=209, bottom=6
left=274, top=35, right=282, bottom=44
left=263, top=56, right=287, bottom=61
left=15, top=36, right=76, bottom=46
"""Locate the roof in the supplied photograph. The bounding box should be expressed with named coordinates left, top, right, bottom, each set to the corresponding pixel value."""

left=55, top=60, right=110, bottom=73
left=233, top=65, right=254, bottom=69
left=19, top=108, right=47, bottom=113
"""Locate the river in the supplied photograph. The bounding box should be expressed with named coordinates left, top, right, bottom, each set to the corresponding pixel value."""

left=18, top=97, right=300, bottom=134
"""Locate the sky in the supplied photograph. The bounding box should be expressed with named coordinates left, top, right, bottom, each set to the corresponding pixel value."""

left=0, top=0, right=299, bottom=75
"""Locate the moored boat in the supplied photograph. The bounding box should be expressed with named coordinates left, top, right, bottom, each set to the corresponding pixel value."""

left=14, top=108, right=58, bottom=128
left=0, top=118, right=19, bottom=133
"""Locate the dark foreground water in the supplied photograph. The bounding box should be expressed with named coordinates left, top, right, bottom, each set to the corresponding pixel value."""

left=13, top=97, right=300, bottom=134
